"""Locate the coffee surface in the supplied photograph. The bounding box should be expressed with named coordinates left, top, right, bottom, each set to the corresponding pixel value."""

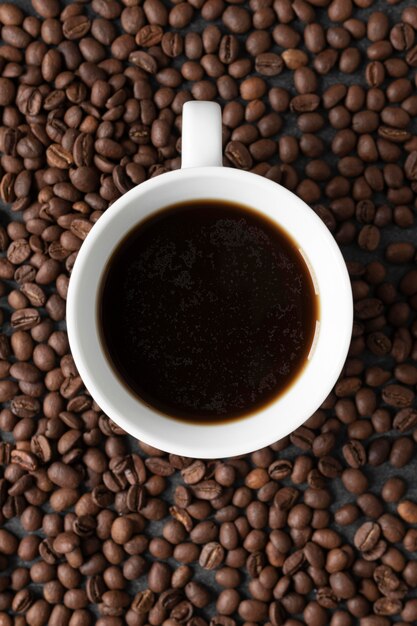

left=100, top=200, right=318, bottom=422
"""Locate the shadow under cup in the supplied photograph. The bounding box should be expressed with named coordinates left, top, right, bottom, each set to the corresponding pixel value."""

left=67, top=167, right=352, bottom=457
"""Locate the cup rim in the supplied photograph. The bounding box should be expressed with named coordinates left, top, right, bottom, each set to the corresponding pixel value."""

left=67, top=167, right=353, bottom=458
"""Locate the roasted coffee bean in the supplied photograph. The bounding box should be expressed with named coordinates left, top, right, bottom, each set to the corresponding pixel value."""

left=191, top=481, right=223, bottom=500
left=255, top=53, right=284, bottom=76
left=382, top=384, right=414, bottom=408
left=354, top=522, right=381, bottom=552
left=225, top=141, right=253, bottom=170
left=343, top=440, right=366, bottom=468
left=268, top=460, right=293, bottom=480
left=199, top=542, right=225, bottom=569
left=381, top=477, right=406, bottom=503
left=397, top=500, right=417, bottom=524
left=129, top=50, right=158, bottom=74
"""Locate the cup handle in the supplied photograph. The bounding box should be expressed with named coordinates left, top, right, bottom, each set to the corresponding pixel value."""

left=181, top=101, right=223, bottom=168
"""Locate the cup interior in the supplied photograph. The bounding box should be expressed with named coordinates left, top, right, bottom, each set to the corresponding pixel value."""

left=67, top=167, right=352, bottom=458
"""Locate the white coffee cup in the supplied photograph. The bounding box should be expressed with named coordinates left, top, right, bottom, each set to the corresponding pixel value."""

left=67, top=101, right=353, bottom=458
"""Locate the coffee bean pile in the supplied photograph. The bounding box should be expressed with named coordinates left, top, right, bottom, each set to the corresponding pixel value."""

left=1, top=0, right=417, bottom=625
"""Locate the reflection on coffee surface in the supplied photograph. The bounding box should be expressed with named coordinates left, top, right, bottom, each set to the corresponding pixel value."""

left=99, top=200, right=318, bottom=423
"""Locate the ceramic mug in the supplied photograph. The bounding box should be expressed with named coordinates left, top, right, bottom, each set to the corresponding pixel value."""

left=67, top=101, right=353, bottom=458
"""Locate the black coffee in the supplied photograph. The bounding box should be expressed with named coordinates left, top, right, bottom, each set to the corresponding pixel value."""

left=99, top=200, right=318, bottom=423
